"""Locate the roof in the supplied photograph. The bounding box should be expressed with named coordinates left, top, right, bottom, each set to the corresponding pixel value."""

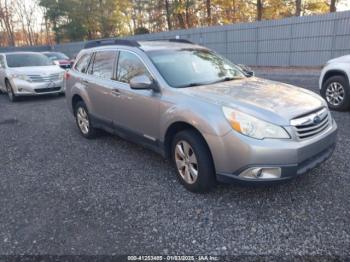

left=138, top=41, right=206, bottom=51
left=82, top=39, right=207, bottom=53
left=1, top=51, right=45, bottom=56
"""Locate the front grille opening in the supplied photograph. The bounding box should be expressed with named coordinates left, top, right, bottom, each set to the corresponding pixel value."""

left=292, top=108, right=330, bottom=140
left=28, top=74, right=60, bottom=83
left=34, top=87, right=61, bottom=93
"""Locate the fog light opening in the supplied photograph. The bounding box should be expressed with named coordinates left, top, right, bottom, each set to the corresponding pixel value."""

left=239, top=167, right=281, bottom=179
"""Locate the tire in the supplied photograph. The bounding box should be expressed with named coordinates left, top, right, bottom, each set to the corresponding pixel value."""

left=5, top=80, right=17, bottom=102
left=172, top=130, right=216, bottom=193
left=321, top=75, right=350, bottom=111
left=74, top=101, right=98, bottom=139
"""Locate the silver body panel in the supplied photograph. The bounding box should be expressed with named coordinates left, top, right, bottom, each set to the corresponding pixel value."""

left=66, top=43, right=337, bottom=182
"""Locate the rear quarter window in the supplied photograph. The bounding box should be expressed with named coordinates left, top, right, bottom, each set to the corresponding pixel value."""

left=74, top=53, right=92, bottom=73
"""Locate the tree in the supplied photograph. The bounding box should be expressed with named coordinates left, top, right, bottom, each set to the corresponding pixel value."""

left=206, top=0, right=211, bottom=25
left=134, top=26, right=149, bottom=34
left=257, top=0, right=263, bottom=20
left=330, top=0, right=336, bottom=12
left=164, top=0, right=172, bottom=30
left=0, top=0, right=16, bottom=46
left=295, top=0, right=302, bottom=16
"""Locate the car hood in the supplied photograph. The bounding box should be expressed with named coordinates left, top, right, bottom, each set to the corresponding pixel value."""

left=8, top=65, right=64, bottom=75
left=181, top=77, right=326, bottom=125
left=327, top=54, right=350, bottom=64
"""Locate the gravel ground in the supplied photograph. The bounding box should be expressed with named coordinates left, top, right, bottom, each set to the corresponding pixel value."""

left=0, top=71, right=349, bottom=258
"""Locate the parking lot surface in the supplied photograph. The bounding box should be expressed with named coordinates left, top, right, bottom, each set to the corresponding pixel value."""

left=0, top=71, right=349, bottom=257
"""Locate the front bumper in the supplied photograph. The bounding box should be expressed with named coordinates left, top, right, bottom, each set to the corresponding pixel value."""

left=204, top=119, right=337, bottom=183
left=10, top=78, right=64, bottom=96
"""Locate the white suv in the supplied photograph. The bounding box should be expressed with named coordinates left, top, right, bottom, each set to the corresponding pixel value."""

left=0, top=52, right=65, bottom=102
left=320, top=55, right=350, bottom=111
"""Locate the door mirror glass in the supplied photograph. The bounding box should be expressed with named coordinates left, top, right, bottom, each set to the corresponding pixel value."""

left=130, top=74, right=154, bottom=90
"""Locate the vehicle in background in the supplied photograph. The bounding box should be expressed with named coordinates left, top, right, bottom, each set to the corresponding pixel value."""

left=0, top=52, right=65, bottom=102
left=66, top=39, right=337, bottom=192
left=42, top=52, right=72, bottom=69
left=320, top=54, right=350, bottom=111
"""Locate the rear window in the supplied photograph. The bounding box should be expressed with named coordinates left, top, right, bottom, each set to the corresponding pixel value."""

left=74, top=53, right=92, bottom=73
left=44, top=52, right=69, bottom=60
left=90, top=51, right=116, bottom=79
left=6, top=53, right=52, bottom=68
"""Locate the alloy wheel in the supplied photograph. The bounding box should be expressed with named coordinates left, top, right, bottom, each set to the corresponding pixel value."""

left=174, top=140, right=198, bottom=184
left=76, top=107, right=90, bottom=135
left=6, top=83, right=13, bottom=101
left=326, top=82, right=345, bottom=106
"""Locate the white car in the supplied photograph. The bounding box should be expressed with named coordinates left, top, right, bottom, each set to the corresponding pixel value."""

left=319, top=55, right=350, bottom=111
left=0, top=52, right=65, bottom=102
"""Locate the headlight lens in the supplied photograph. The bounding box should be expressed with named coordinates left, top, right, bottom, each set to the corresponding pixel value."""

left=59, top=72, right=65, bottom=80
left=10, top=74, right=31, bottom=82
left=222, top=106, right=290, bottom=139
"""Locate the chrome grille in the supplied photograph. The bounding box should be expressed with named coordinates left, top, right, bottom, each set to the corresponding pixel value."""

left=28, top=73, right=61, bottom=83
left=291, top=108, right=330, bottom=140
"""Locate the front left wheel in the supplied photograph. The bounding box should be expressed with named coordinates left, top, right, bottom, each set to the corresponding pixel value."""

left=172, top=130, right=216, bottom=193
left=5, top=80, right=17, bottom=102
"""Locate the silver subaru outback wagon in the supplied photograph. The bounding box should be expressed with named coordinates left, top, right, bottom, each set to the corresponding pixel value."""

left=65, top=39, right=337, bottom=192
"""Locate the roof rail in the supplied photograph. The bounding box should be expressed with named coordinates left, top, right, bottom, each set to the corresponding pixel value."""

left=168, top=39, right=194, bottom=44
left=146, top=38, right=194, bottom=44
left=84, top=39, right=140, bottom=49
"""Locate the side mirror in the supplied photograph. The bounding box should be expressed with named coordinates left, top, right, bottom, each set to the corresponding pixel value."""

left=238, top=64, right=254, bottom=77
left=130, top=74, right=159, bottom=91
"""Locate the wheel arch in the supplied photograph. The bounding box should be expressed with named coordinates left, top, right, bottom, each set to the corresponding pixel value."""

left=322, top=69, right=349, bottom=87
left=163, top=121, right=214, bottom=166
left=71, top=94, right=84, bottom=113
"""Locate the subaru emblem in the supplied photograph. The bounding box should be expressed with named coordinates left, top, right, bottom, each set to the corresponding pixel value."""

left=313, top=116, right=321, bottom=124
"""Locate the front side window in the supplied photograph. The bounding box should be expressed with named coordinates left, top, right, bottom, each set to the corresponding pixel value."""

left=147, top=49, right=245, bottom=88
left=6, top=53, right=52, bottom=68
left=74, top=53, right=92, bottom=73
left=90, top=51, right=116, bottom=79
left=116, top=51, right=150, bottom=84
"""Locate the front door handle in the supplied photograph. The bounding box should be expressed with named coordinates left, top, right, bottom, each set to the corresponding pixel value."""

left=82, top=79, right=90, bottom=84
left=111, top=88, right=121, bottom=97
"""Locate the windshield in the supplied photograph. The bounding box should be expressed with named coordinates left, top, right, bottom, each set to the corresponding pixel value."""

left=147, top=49, right=245, bottom=88
left=6, top=53, right=53, bottom=68
left=44, top=52, right=69, bottom=60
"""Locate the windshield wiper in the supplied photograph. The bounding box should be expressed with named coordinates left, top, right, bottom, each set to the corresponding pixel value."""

left=210, top=76, right=243, bottom=84
left=177, top=82, right=208, bottom=88
left=177, top=76, right=243, bottom=88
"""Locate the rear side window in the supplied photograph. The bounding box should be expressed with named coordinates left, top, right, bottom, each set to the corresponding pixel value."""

left=116, top=51, right=150, bottom=83
left=90, top=51, right=116, bottom=79
left=74, top=53, right=92, bottom=73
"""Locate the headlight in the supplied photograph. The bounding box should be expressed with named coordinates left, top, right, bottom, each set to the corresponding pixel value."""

left=59, top=72, right=65, bottom=80
left=10, top=74, right=31, bottom=82
left=53, top=60, right=60, bottom=65
left=222, top=106, right=290, bottom=139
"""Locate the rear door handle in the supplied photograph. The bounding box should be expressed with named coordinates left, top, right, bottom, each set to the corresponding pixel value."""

left=82, top=79, right=90, bottom=84
left=111, top=88, right=121, bottom=97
